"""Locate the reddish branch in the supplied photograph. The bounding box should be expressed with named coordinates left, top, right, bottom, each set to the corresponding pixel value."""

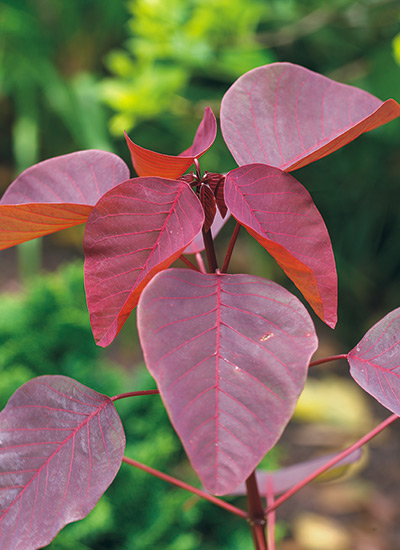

left=246, top=471, right=267, bottom=550
left=122, top=456, right=247, bottom=519
left=265, top=413, right=399, bottom=515
left=222, top=222, right=241, bottom=273
left=309, top=353, right=348, bottom=367
left=111, top=389, right=159, bottom=402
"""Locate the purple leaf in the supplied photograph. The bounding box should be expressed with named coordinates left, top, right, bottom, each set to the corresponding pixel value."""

left=0, top=375, right=125, bottom=550
left=137, top=269, right=318, bottom=495
left=125, top=107, right=217, bottom=178
left=228, top=448, right=363, bottom=496
left=184, top=209, right=230, bottom=255
left=225, top=164, right=337, bottom=328
left=84, top=177, right=204, bottom=347
left=0, top=150, right=130, bottom=250
left=221, top=62, right=400, bottom=171
left=347, top=308, right=400, bottom=415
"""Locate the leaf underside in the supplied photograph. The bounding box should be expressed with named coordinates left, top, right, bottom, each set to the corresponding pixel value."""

left=225, top=164, right=337, bottom=328
left=220, top=62, right=400, bottom=172
left=0, top=376, right=125, bottom=550
left=125, top=106, right=217, bottom=178
left=229, top=448, right=363, bottom=496
left=137, top=269, right=318, bottom=495
left=0, top=150, right=130, bottom=250
left=348, top=307, right=400, bottom=415
left=84, top=177, right=204, bottom=347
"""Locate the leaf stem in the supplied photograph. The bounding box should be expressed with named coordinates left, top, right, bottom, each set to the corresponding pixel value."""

left=222, top=222, right=241, bottom=273
left=309, top=353, right=348, bottom=368
left=265, top=413, right=399, bottom=515
left=178, top=254, right=201, bottom=272
left=122, top=455, right=247, bottom=518
left=111, top=389, right=159, bottom=402
left=202, top=227, right=219, bottom=273
left=246, top=471, right=267, bottom=550
left=195, top=252, right=207, bottom=274
left=266, top=476, right=276, bottom=550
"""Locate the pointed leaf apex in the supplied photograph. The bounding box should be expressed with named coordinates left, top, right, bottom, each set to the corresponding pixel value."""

left=125, top=107, right=217, bottom=179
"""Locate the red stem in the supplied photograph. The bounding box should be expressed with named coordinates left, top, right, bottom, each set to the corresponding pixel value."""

left=179, top=254, right=201, bottom=272
left=111, top=389, right=159, bottom=402
left=122, top=456, right=247, bottom=519
left=195, top=252, right=207, bottom=274
left=202, top=226, right=219, bottom=273
left=222, top=222, right=241, bottom=273
left=266, top=476, right=276, bottom=550
left=309, top=353, right=348, bottom=368
left=265, top=413, right=399, bottom=514
left=246, top=471, right=267, bottom=550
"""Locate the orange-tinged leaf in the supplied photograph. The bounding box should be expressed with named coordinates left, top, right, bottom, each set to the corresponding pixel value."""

left=125, top=107, right=217, bottom=178
left=0, top=150, right=129, bottom=250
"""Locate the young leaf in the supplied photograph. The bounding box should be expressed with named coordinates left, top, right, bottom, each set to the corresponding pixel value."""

left=137, top=269, right=318, bottom=495
left=84, top=178, right=204, bottom=347
left=221, top=62, right=400, bottom=172
left=200, top=184, right=217, bottom=233
left=0, top=375, right=125, bottom=550
left=347, top=308, right=400, bottom=415
left=125, top=107, right=217, bottom=178
left=225, top=164, right=337, bottom=328
left=228, top=448, right=363, bottom=496
left=0, top=150, right=130, bottom=250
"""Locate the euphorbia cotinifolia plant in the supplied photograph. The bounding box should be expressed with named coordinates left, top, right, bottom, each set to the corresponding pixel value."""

left=0, top=63, right=400, bottom=549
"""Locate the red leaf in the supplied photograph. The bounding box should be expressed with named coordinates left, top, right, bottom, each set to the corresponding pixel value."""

left=200, top=185, right=217, bottom=233
left=225, top=164, right=337, bottom=328
left=347, top=308, right=400, bottom=415
left=137, top=269, right=318, bottom=495
left=228, top=448, right=363, bottom=496
left=0, top=150, right=130, bottom=250
left=84, top=178, right=204, bottom=347
left=0, top=376, right=125, bottom=550
left=125, top=107, right=217, bottom=178
left=205, top=173, right=228, bottom=218
left=221, top=62, right=400, bottom=172
left=184, top=209, right=230, bottom=255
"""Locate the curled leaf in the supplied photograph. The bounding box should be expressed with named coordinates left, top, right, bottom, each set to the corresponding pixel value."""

left=125, top=107, right=217, bottom=178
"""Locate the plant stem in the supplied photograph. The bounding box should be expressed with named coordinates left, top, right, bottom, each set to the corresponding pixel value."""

left=111, top=389, right=159, bottom=402
left=122, top=456, right=247, bottom=519
left=265, top=413, right=398, bottom=515
left=266, top=476, right=276, bottom=550
left=195, top=252, right=207, bottom=274
left=179, top=254, right=201, bottom=272
left=222, top=222, right=241, bottom=273
left=309, top=353, right=348, bottom=368
left=246, top=471, right=267, bottom=550
left=202, top=227, right=219, bottom=273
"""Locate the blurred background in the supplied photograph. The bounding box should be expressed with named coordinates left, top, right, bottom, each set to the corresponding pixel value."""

left=0, top=0, right=400, bottom=548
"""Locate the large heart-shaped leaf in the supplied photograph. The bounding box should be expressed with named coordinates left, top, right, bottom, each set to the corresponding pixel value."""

left=0, top=150, right=130, bottom=250
left=84, top=177, right=204, bottom=347
left=220, top=62, right=400, bottom=172
left=0, top=375, right=125, bottom=550
left=137, top=269, right=318, bottom=495
left=125, top=107, right=217, bottom=178
left=347, top=308, right=400, bottom=415
left=225, top=164, right=337, bottom=328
